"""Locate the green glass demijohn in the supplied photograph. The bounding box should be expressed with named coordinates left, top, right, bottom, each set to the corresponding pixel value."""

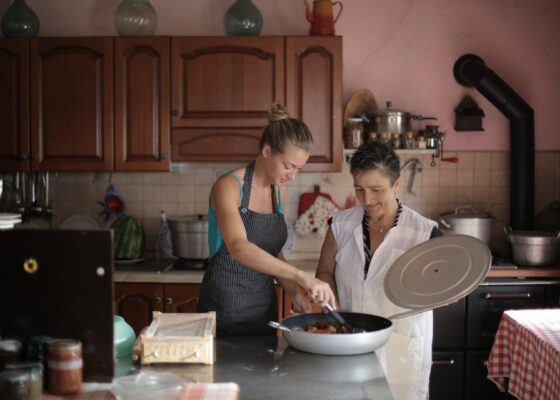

left=224, top=0, right=263, bottom=36
left=1, top=0, right=40, bottom=38
left=115, top=0, right=157, bottom=36
left=114, top=315, right=136, bottom=376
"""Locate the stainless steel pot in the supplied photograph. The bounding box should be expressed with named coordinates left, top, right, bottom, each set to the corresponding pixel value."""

left=439, top=207, right=495, bottom=246
left=504, top=227, right=560, bottom=267
left=166, top=215, right=209, bottom=259
left=366, top=101, right=436, bottom=135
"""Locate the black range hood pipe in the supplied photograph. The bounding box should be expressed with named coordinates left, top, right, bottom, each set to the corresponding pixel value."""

left=453, top=54, right=534, bottom=230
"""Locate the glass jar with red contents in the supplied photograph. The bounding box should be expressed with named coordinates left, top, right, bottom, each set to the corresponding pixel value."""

left=47, top=339, right=82, bottom=395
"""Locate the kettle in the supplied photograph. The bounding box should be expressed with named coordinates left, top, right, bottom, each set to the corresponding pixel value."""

left=303, top=0, right=343, bottom=36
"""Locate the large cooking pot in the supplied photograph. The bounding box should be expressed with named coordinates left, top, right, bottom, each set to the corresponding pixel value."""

left=166, top=215, right=209, bottom=259
left=504, top=227, right=560, bottom=267
left=271, top=234, right=492, bottom=355
left=365, top=101, right=436, bottom=135
left=439, top=206, right=495, bottom=246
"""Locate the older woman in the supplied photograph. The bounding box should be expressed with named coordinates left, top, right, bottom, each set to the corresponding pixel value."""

left=315, top=141, right=441, bottom=400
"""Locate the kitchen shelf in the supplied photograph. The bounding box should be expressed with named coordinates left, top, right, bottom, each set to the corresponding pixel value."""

left=343, top=148, right=436, bottom=163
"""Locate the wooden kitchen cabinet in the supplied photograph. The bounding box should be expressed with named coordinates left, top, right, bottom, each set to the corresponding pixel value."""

left=114, top=37, right=170, bottom=171
left=31, top=37, right=114, bottom=171
left=285, top=36, right=342, bottom=172
left=171, top=37, right=284, bottom=161
left=114, top=282, right=201, bottom=335
left=0, top=39, right=30, bottom=171
left=171, top=36, right=342, bottom=171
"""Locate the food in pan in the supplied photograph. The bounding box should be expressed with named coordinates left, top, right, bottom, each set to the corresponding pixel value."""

left=306, top=322, right=350, bottom=334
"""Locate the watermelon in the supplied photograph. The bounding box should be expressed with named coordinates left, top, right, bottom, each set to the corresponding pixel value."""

left=110, top=215, right=145, bottom=260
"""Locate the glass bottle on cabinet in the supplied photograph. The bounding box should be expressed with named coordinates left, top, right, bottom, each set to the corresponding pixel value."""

left=115, top=0, right=157, bottom=36
left=1, top=0, right=39, bottom=38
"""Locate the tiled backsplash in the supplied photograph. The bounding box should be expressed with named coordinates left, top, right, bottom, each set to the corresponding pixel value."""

left=35, top=151, right=560, bottom=259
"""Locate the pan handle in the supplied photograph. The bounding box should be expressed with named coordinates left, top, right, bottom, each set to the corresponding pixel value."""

left=268, top=321, right=293, bottom=335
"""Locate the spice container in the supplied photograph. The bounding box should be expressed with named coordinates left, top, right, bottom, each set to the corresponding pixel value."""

left=47, top=339, right=82, bottom=395
left=0, top=339, right=22, bottom=369
left=405, top=131, right=415, bottom=149
left=5, top=362, right=43, bottom=399
left=0, top=369, right=32, bottom=400
left=344, top=118, right=364, bottom=149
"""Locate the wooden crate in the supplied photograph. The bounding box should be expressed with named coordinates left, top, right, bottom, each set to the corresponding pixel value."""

left=132, top=311, right=216, bottom=365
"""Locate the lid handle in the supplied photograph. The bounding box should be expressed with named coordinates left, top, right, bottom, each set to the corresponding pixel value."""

left=455, top=205, right=476, bottom=215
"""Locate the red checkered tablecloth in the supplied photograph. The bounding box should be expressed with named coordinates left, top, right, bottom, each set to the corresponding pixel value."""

left=487, top=309, right=560, bottom=400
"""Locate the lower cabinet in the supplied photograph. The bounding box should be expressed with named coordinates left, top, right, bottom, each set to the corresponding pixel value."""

left=430, top=352, right=465, bottom=400
left=114, top=282, right=284, bottom=336
left=430, top=281, right=559, bottom=400
left=114, top=282, right=201, bottom=335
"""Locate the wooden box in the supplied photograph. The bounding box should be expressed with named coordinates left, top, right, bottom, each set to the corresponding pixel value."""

left=132, top=311, right=216, bottom=365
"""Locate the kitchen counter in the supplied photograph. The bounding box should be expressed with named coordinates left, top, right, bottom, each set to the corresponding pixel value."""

left=114, top=258, right=560, bottom=284
left=137, top=336, right=394, bottom=400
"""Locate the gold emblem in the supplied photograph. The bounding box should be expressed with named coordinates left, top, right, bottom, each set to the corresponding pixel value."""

left=23, top=258, right=39, bottom=274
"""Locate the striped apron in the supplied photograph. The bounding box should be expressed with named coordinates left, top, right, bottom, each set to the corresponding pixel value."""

left=197, top=162, right=287, bottom=336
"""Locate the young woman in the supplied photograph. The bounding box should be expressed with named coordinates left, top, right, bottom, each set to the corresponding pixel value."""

left=197, top=103, right=336, bottom=336
left=315, top=141, right=441, bottom=400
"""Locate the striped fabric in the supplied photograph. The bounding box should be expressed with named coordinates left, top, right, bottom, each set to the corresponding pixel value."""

left=362, top=199, right=403, bottom=279
left=197, top=163, right=287, bottom=336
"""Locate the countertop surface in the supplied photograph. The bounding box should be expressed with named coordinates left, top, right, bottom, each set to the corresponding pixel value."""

left=114, top=257, right=560, bottom=284
left=139, top=336, right=394, bottom=400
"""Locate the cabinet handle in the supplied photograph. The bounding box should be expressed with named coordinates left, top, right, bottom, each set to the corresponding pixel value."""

left=18, top=154, right=28, bottom=160
left=432, top=359, right=455, bottom=366
left=165, top=297, right=173, bottom=305
left=171, top=110, right=179, bottom=117
left=154, top=296, right=162, bottom=304
left=484, top=292, right=531, bottom=300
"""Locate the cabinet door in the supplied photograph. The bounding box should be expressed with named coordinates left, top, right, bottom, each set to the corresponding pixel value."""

left=0, top=39, right=30, bottom=171
left=430, top=351, right=465, bottom=400
left=171, top=37, right=284, bottom=161
left=467, top=284, right=545, bottom=349
left=465, top=351, right=508, bottom=400
left=163, top=283, right=201, bottom=313
left=114, top=282, right=164, bottom=335
left=286, top=37, right=342, bottom=172
left=115, top=37, right=170, bottom=171
left=433, top=298, right=465, bottom=349
left=31, top=38, right=113, bottom=171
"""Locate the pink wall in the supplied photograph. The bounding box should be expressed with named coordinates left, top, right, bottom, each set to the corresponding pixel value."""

left=2, top=0, right=559, bottom=150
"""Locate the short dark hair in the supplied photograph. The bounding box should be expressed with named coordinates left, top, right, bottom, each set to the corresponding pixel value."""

left=259, top=103, right=313, bottom=154
left=350, top=142, right=400, bottom=185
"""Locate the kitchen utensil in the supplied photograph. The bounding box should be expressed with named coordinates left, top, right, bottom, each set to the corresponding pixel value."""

left=324, top=303, right=364, bottom=333
left=365, top=101, right=437, bottom=137
left=439, top=206, right=495, bottom=246
left=271, top=234, right=491, bottom=355
left=504, top=226, right=560, bottom=267
left=343, top=89, right=377, bottom=122
left=166, top=215, right=209, bottom=260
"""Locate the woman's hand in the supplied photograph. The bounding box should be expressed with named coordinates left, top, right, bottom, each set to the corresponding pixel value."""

left=297, top=272, right=337, bottom=308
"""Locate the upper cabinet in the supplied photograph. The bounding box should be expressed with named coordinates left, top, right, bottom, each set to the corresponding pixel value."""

left=0, top=39, right=30, bottom=171
left=171, top=36, right=342, bottom=172
left=0, top=36, right=342, bottom=172
left=114, top=37, right=170, bottom=171
left=171, top=37, right=284, bottom=161
left=31, top=38, right=114, bottom=171
left=286, top=36, right=342, bottom=171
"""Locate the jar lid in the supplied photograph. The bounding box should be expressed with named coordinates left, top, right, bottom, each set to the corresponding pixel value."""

left=0, top=339, right=22, bottom=352
left=0, top=369, right=30, bottom=383
left=5, top=361, right=43, bottom=373
left=48, top=339, right=82, bottom=353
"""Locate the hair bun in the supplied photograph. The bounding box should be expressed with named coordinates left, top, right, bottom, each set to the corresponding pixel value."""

left=268, top=102, right=291, bottom=122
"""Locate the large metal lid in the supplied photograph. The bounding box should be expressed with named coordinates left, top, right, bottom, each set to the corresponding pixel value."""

left=384, top=234, right=491, bottom=310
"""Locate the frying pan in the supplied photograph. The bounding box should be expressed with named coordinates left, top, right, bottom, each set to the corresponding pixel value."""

left=270, top=234, right=492, bottom=355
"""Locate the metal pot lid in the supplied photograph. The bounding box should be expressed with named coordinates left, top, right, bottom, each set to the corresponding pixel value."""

left=384, top=234, right=491, bottom=310
left=440, top=206, right=494, bottom=220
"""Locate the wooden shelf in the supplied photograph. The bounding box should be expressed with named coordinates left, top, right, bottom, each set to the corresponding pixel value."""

left=343, top=148, right=436, bottom=162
